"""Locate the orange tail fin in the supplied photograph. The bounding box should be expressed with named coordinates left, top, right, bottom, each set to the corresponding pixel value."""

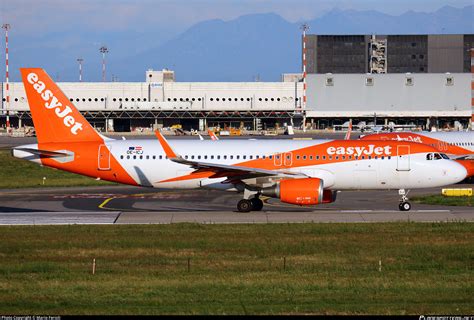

left=20, top=68, right=101, bottom=143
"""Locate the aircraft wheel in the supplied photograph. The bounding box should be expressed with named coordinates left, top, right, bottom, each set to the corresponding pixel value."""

left=251, top=198, right=264, bottom=211
left=237, top=199, right=253, bottom=212
left=399, top=202, right=411, bottom=211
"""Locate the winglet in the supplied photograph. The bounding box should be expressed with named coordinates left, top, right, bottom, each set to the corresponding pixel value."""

left=154, top=130, right=178, bottom=158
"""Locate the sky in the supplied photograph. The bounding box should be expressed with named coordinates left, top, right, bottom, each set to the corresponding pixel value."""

left=0, top=0, right=472, bottom=82
left=1, top=0, right=472, bottom=37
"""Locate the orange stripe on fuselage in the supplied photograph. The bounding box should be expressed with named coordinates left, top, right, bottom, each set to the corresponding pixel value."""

left=38, top=141, right=138, bottom=186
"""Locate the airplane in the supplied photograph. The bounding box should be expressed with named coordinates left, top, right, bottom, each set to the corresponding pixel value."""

left=208, top=129, right=219, bottom=141
left=11, top=68, right=469, bottom=213
left=344, top=120, right=352, bottom=140
left=335, top=114, right=417, bottom=133
left=360, top=131, right=474, bottom=177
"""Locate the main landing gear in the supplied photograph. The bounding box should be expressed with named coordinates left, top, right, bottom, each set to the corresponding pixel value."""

left=237, top=197, right=263, bottom=212
left=398, top=189, right=411, bottom=211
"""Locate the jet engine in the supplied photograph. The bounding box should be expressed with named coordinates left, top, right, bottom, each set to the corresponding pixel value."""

left=261, top=178, right=336, bottom=205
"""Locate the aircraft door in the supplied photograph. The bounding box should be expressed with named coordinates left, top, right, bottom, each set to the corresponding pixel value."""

left=396, top=145, right=410, bottom=171
left=437, top=141, right=448, bottom=151
left=273, top=153, right=283, bottom=166
left=284, top=152, right=293, bottom=167
left=98, top=144, right=111, bottom=171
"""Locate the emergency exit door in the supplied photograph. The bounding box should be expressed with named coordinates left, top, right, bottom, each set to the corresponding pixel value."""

left=396, top=145, right=410, bottom=171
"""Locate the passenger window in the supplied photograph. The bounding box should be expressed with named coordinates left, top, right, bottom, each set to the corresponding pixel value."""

left=249, top=155, right=253, bottom=159
left=146, top=155, right=149, bottom=160
left=120, top=155, right=124, bottom=159
left=133, top=155, right=136, bottom=159
left=303, top=155, right=307, bottom=160
left=243, top=155, right=246, bottom=159
left=224, top=155, right=227, bottom=159
left=191, top=155, right=195, bottom=159
left=316, top=156, right=320, bottom=160
left=335, top=156, right=339, bottom=160
left=211, top=155, right=214, bottom=159
left=296, top=155, right=300, bottom=160
left=309, top=156, right=313, bottom=160
left=153, top=155, right=156, bottom=159
left=236, top=155, right=240, bottom=159
left=139, top=155, right=143, bottom=159
left=256, top=155, right=260, bottom=159
left=198, top=156, right=201, bottom=160
left=230, top=155, right=233, bottom=159
left=342, top=156, right=346, bottom=160
left=185, top=155, right=188, bottom=159
left=159, top=155, right=163, bottom=159
left=322, top=156, right=326, bottom=160
left=269, top=155, right=273, bottom=159
left=217, top=155, right=221, bottom=159
left=204, top=155, right=208, bottom=159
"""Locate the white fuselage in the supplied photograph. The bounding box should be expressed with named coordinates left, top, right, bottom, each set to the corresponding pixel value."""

left=76, top=139, right=469, bottom=190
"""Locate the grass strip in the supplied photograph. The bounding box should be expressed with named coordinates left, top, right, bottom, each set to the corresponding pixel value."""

left=0, top=222, right=472, bottom=315
left=0, top=150, right=114, bottom=188
left=412, top=194, right=473, bottom=207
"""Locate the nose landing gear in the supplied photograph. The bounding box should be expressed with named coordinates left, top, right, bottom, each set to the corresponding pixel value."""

left=398, top=189, right=411, bottom=211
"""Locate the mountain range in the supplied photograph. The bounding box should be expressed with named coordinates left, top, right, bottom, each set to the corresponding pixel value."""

left=4, top=5, right=473, bottom=82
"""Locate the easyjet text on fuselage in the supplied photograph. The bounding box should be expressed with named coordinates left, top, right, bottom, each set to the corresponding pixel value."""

left=327, top=145, right=392, bottom=157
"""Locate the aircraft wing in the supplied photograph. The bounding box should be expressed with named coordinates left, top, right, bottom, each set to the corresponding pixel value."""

left=448, top=154, right=474, bottom=160
left=154, top=131, right=306, bottom=183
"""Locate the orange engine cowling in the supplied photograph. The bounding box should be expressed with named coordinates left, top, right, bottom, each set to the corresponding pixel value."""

left=262, top=178, right=325, bottom=205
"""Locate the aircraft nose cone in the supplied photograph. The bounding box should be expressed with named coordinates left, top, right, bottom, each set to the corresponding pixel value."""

left=449, top=161, right=468, bottom=183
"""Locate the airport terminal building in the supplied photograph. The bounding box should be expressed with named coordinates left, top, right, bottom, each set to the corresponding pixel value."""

left=1, top=33, right=473, bottom=132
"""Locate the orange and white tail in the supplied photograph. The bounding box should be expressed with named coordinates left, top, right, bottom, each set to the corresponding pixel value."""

left=344, top=120, right=352, bottom=140
left=208, top=129, right=219, bottom=141
left=20, top=68, right=102, bottom=143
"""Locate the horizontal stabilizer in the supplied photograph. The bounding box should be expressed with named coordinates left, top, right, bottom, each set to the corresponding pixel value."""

left=13, top=147, right=70, bottom=158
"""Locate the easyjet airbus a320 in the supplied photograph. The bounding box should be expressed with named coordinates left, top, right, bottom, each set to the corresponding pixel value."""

left=12, top=69, right=469, bottom=212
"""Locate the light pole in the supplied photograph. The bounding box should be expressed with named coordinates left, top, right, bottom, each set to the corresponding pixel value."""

left=300, top=23, right=310, bottom=132
left=77, top=58, right=84, bottom=82
left=2, top=23, right=11, bottom=133
left=99, top=46, right=108, bottom=82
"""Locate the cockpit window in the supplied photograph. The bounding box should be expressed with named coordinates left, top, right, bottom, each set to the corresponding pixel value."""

left=427, top=153, right=447, bottom=160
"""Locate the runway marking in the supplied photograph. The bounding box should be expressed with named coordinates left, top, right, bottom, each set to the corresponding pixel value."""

left=98, top=197, right=118, bottom=210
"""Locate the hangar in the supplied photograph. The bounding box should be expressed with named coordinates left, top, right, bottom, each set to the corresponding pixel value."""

left=1, top=33, right=473, bottom=132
